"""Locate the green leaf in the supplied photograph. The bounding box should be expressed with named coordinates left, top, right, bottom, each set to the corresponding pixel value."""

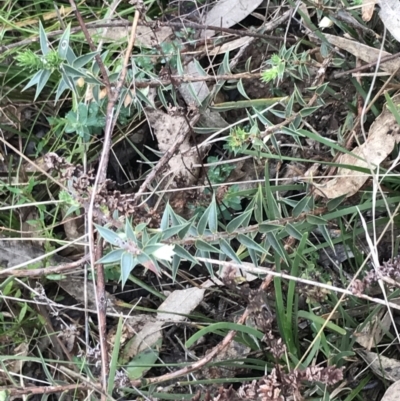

left=208, top=195, right=218, bottom=233
left=162, top=223, right=191, bottom=240
left=176, top=49, right=184, bottom=76
left=97, top=249, right=124, bottom=264
left=266, top=232, right=287, bottom=262
left=300, top=106, right=321, bottom=117
left=219, top=239, right=242, bottom=264
left=62, top=63, right=87, bottom=77
left=55, top=78, right=70, bottom=102
left=193, top=58, right=207, bottom=76
left=318, top=224, right=335, bottom=251
left=293, top=196, right=312, bottom=217
left=264, top=164, right=281, bottom=220
left=259, top=223, right=283, bottom=233
left=218, top=50, right=231, bottom=75
left=185, top=322, right=264, bottom=349
left=143, top=244, right=164, bottom=255
left=125, top=219, right=136, bottom=241
left=237, top=79, right=249, bottom=99
left=237, top=234, right=266, bottom=254
left=254, top=185, right=264, bottom=223
left=197, top=203, right=211, bottom=236
left=160, top=203, right=170, bottom=231
left=125, top=338, right=162, bottom=379
left=73, top=51, right=99, bottom=69
left=39, top=21, right=49, bottom=55
left=226, top=209, right=252, bottom=233
left=107, top=317, right=123, bottom=395
left=195, top=240, right=221, bottom=253
left=284, top=223, right=303, bottom=240
left=285, top=93, right=294, bottom=118
left=306, top=215, right=328, bottom=226
left=298, top=310, right=346, bottom=335
left=174, top=244, right=198, bottom=265
left=23, top=70, right=44, bottom=91
left=34, top=69, right=52, bottom=101
left=0, top=390, right=10, bottom=401
left=58, top=23, right=71, bottom=59
left=121, top=252, right=136, bottom=287
left=327, top=194, right=346, bottom=211
left=95, top=224, right=123, bottom=246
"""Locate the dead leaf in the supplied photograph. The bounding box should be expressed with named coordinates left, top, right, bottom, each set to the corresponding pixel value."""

left=145, top=108, right=202, bottom=186
left=362, top=0, right=377, bottom=21
left=382, top=380, right=400, bottom=401
left=358, top=350, right=400, bottom=381
left=354, top=310, right=391, bottom=350
left=314, top=94, right=400, bottom=198
left=88, top=25, right=173, bottom=47
left=203, top=0, right=264, bottom=38
left=178, top=61, right=228, bottom=129
left=378, top=0, right=400, bottom=42
left=122, top=287, right=205, bottom=361
left=7, top=343, right=28, bottom=374
left=323, top=33, right=400, bottom=74
left=157, top=287, right=205, bottom=322
left=198, top=36, right=254, bottom=56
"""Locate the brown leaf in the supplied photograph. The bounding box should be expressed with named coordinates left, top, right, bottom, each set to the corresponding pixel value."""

left=358, top=350, right=400, bottom=382
left=314, top=94, right=400, bottom=198
left=362, top=0, right=377, bottom=21
left=382, top=380, right=400, bottom=401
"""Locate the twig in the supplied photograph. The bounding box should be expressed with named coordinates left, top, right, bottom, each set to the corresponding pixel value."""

left=134, top=72, right=263, bottom=88
left=1, top=383, right=93, bottom=397
left=0, top=255, right=89, bottom=277
left=132, top=112, right=200, bottom=205
left=130, top=273, right=274, bottom=388
left=68, top=1, right=111, bottom=90
left=67, top=0, right=141, bottom=394
left=167, top=206, right=327, bottom=245
left=0, top=14, right=296, bottom=53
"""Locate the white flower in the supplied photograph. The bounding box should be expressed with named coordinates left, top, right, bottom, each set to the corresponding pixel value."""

left=152, top=245, right=175, bottom=262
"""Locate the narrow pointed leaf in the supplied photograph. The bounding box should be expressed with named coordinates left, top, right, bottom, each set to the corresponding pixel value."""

left=266, top=232, right=287, bottom=262
left=174, top=245, right=198, bottom=265
left=197, top=204, right=211, bottom=236
left=162, top=222, right=191, bottom=240
left=259, top=223, right=282, bottom=233
left=73, top=51, right=99, bottom=69
left=58, top=24, right=71, bottom=58
left=95, top=224, right=123, bottom=246
left=195, top=240, right=221, bottom=253
left=208, top=195, right=218, bottom=233
left=39, top=21, right=49, bottom=55
left=97, top=249, right=124, bottom=264
left=237, top=234, right=266, bottom=254
left=121, top=252, right=136, bottom=287
left=226, top=209, right=252, bottom=233
left=219, top=239, right=242, bottom=264
left=125, top=219, right=136, bottom=241
left=34, top=69, right=52, bottom=100
left=306, top=215, right=328, bottom=226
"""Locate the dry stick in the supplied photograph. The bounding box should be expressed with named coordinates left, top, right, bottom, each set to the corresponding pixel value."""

left=68, top=1, right=110, bottom=89
left=2, top=383, right=94, bottom=397
left=0, top=137, right=68, bottom=191
left=0, top=255, right=89, bottom=278
left=168, top=206, right=327, bottom=245
left=0, top=16, right=296, bottom=53
left=130, top=274, right=275, bottom=388
left=67, top=1, right=112, bottom=394
left=333, top=51, right=400, bottom=79
left=132, top=113, right=200, bottom=205
left=67, top=1, right=140, bottom=395
left=133, top=72, right=264, bottom=88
